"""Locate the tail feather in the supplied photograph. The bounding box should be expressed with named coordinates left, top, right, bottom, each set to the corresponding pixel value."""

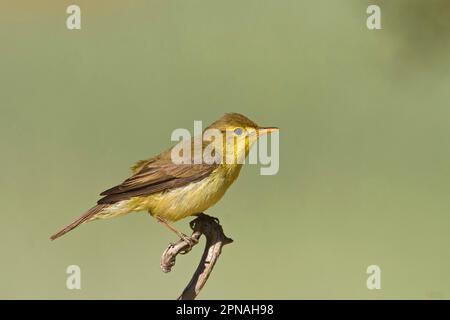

left=50, top=204, right=107, bottom=241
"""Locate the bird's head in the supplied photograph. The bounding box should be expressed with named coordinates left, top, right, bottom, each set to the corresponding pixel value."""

left=205, top=113, right=279, bottom=164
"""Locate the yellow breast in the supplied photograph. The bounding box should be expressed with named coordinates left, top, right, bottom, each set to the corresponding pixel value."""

left=129, top=164, right=243, bottom=221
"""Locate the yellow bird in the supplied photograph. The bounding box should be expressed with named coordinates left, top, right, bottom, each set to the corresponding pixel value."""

left=50, top=113, right=278, bottom=243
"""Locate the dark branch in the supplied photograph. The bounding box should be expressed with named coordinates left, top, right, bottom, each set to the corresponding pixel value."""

left=160, top=213, right=233, bottom=300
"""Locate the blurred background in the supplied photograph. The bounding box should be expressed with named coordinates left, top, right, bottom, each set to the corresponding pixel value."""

left=1, top=0, right=450, bottom=299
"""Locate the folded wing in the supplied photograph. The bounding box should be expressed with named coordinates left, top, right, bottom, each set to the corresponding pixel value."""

left=98, top=158, right=217, bottom=204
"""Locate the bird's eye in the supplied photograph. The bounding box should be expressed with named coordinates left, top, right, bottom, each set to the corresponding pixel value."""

left=234, top=127, right=243, bottom=136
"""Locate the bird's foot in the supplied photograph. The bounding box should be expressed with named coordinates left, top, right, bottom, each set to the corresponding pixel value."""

left=179, top=233, right=198, bottom=254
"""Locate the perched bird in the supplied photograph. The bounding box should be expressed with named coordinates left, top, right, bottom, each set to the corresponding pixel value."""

left=50, top=113, right=278, bottom=243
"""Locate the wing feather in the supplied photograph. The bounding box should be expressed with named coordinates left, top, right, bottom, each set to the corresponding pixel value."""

left=98, top=137, right=219, bottom=204
left=98, top=162, right=217, bottom=204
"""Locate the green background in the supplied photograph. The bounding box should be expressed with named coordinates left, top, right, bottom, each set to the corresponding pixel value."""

left=1, top=0, right=450, bottom=299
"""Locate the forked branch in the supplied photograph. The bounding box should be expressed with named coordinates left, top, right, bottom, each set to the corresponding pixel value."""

left=160, top=213, right=233, bottom=300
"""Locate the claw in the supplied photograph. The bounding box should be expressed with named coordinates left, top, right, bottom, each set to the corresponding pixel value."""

left=178, top=233, right=198, bottom=254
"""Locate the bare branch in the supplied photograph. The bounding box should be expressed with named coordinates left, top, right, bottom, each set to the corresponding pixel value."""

left=160, top=213, right=233, bottom=300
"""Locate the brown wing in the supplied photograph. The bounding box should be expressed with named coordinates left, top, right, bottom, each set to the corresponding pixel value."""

left=97, top=152, right=217, bottom=205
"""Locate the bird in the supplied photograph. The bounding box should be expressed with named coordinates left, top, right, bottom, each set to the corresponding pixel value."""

left=50, top=113, right=278, bottom=243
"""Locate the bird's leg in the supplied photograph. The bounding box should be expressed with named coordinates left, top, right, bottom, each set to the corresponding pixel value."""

left=155, top=215, right=198, bottom=249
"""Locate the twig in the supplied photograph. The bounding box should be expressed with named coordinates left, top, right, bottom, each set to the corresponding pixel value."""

left=160, top=213, right=233, bottom=300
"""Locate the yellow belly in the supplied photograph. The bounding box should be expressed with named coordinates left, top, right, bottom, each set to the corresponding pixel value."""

left=95, top=165, right=242, bottom=222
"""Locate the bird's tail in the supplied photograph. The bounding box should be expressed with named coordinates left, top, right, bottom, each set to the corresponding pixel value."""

left=50, top=204, right=108, bottom=241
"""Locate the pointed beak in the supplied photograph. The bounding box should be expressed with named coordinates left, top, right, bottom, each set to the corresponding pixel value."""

left=257, top=127, right=279, bottom=136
